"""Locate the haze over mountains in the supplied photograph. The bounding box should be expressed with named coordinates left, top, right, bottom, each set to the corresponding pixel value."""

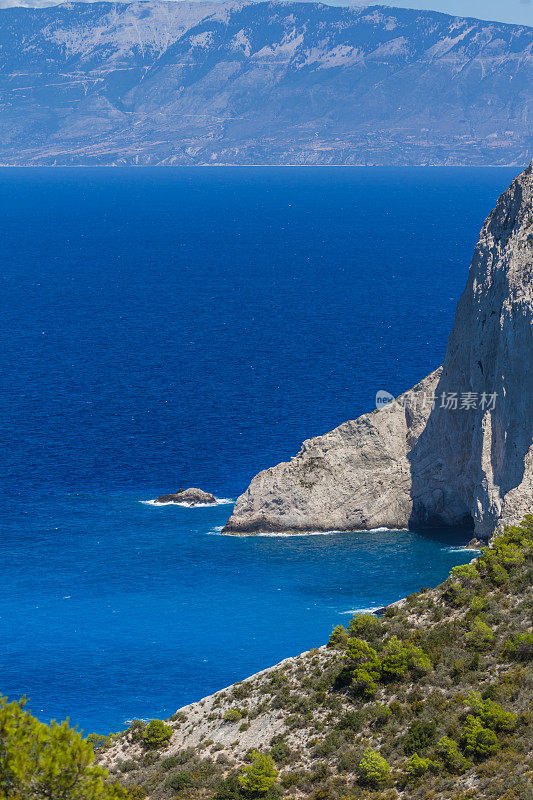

left=0, top=0, right=531, bottom=165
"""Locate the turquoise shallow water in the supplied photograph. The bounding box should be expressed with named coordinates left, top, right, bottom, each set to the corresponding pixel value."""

left=0, top=166, right=513, bottom=733
left=0, top=493, right=478, bottom=734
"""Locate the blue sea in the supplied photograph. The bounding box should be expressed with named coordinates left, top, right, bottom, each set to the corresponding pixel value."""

left=0, top=167, right=517, bottom=734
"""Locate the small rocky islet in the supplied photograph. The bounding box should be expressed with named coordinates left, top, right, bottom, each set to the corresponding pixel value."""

left=154, top=488, right=217, bottom=506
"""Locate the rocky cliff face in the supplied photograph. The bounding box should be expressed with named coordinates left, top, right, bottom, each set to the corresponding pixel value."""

left=0, top=1, right=531, bottom=166
left=224, top=165, right=533, bottom=536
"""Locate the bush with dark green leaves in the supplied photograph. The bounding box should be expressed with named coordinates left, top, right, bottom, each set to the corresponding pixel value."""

left=380, top=636, right=431, bottom=682
left=467, top=691, right=517, bottom=732
left=164, top=770, right=194, bottom=791
left=346, top=638, right=381, bottom=698
left=327, top=625, right=349, bottom=649
left=347, top=613, right=383, bottom=641
left=404, top=719, right=437, bottom=754
left=127, top=720, right=146, bottom=744
left=160, top=749, right=194, bottom=770
left=269, top=736, right=291, bottom=764
left=336, top=711, right=362, bottom=732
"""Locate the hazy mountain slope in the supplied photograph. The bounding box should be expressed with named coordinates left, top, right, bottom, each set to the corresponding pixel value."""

left=0, top=0, right=531, bottom=165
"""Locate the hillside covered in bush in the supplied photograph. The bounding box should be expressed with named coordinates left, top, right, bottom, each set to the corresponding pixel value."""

left=93, top=518, right=532, bottom=800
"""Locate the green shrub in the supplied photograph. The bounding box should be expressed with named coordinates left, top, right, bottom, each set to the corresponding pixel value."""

left=351, top=668, right=378, bottom=699
left=380, top=637, right=431, bottom=682
left=127, top=719, right=146, bottom=743
left=460, top=716, right=498, bottom=759
left=239, top=751, right=278, bottom=795
left=369, top=703, right=392, bottom=728
left=466, top=617, right=494, bottom=651
left=388, top=700, right=403, bottom=718
left=233, top=683, right=251, bottom=700
left=469, top=595, right=488, bottom=614
left=381, top=636, right=408, bottom=681
left=328, top=625, right=349, bottom=649
left=165, top=771, right=193, bottom=791
left=224, top=708, right=243, bottom=723
left=124, top=787, right=146, bottom=799
left=346, top=637, right=381, bottom=697
left=436, top=737, right=470, bottom=774
left=405, top=753, right=432, bottom=778
left=336, top=711, right=362, bottom=732
left=141, top=719, right=173, bottom=750
left=280, top=771, right=301, bottom=789
left=345, top=638, right=380, bottom=671
left=347, top=613, right=382, bottom=641
left=445, top=581, right=471, bottom=608
left=357, top=748, right=390, bottom=788
left=338, top=748, right=360, bottom=772
left=269, top=735, right=291, bottom=764
left=492, top=543, right=525, bottom=570
left=119, top=759, right=137, bottom=773
left=467, top=691, right=517, bottom=731
left=311, top=732, right=341, bottom=758
left=160, top=749, right=193, bottom=769
left=478, top=550, right=509, bottom=586
left=451, top=563, right=480, bottom=585
left=502, top=632, right=533, bottom=662
left=404, top=719, right=437, bottom=754
left=408, top=644, right=433, bottom=677
left=215, top=775, right=243, bottom=800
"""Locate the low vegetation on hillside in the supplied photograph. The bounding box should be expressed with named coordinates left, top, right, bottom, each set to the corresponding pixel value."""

left=96, top=517, right=533, bottom=800
left=1, top=519, right=531, bottom=800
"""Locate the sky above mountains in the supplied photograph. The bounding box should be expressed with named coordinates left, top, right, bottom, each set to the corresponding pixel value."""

left=367, top=0, right=532, bottom=26
left=0, top=0, right=531, bottom=25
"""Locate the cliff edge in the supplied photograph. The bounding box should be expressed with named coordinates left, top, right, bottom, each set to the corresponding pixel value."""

left=224, top=165, right=533, bottom=536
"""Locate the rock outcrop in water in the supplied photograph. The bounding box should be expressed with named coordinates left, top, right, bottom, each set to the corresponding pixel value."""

left=155, top=488, right=217, bottom=505
left=224, top=165, right=533, bottom=537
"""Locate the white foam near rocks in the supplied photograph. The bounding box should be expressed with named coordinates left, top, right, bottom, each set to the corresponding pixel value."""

left=340, top=606, right=382, bottom=615
left=140, top=497, right=234, bottom=507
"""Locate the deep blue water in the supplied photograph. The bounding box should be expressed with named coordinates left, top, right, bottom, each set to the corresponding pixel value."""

left=0, top=167, right=517, bottom=734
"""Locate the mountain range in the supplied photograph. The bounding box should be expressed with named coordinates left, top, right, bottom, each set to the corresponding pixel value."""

left=0, top=0, right=531, bottom=165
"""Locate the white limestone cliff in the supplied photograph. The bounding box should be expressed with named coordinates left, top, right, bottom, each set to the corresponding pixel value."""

left=224, top=165, right=533, bottom=536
